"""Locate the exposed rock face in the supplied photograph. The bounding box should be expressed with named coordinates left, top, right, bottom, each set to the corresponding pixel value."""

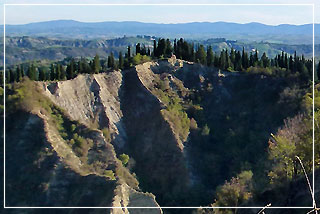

left=111, top=183, right=162, bottom=214
left=37, top=60, right=191, bottom=207
left=121, top=65, right=190, bottom=206
left=6, top=80, right=162, bottom=213
left=39, top=72, right=127, bottom=148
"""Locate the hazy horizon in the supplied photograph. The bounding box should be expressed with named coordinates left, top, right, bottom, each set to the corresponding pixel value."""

left=3, top=19, right=319, bottom=26
left=1, top=2, right=317, bottom=26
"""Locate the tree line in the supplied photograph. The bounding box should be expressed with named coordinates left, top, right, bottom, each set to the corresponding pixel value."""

left=4, top=37, right=319, bottom=83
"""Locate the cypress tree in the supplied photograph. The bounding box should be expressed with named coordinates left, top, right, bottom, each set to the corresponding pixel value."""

left=242, top=48, right=249, bottom=69
left=16, top=66, right=22, bottom=82
left=66, top=59, right=75, bottom=80
left=136, top=43, right=141, bottom=55
left=173, top=39, right=177, bottom=55
left=6, top=69, right=10, bottom=84
left=9, top=69, right=15, bottom=83
left=195, top=44, right=206, bottom=65
left=317, top=61, right=320, bottom=82
left=127, top=46, right=131, bottom=58
left=119, top=52, right=124, bottom=70
left=165, top=39, right=172, bottom=57
left=206, top=46, right=214, bottom=67
left=107, top=52, right=115, bottom=69
left=242, top=47, right=246, bottom=69
left=60, top=64, right=66, bottom=80
left=56, top=64, right=61, bottom=80
left=284, top=53, right=288, bottom=70
left=225, top=49, right=230, bottom=69
left=21, top=66, right=24, bottom=77
left=249, top=52, right=254, bottom=67
left=254, top=49, right=259, bottom=65
left=153, top=40, right=157, bottom=57
left=157, top=38, right=167, bottom=57
left=289, top=55, right=294, bottom=71
left=27, top=64, right=36, bottom=80
left=261, top=52, right=269, bottom=68
left=230, top=48, right=236, bottom=68
left=220, top=50, right=226, bottom=69
left=50, top=64, right=55, bottom=81
left=39, top=67, right=46, bottom=81
left=141, top=45, right=147, bottom=55
left=235, top=51, right=242, bottom=71
left=93, top=54, right=101, bottom=73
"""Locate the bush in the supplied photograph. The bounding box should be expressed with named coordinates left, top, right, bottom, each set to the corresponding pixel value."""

left=132, top=53, right=152, bottom=65
left=201, top=124, right=210, bottom=136
left=119, top=154, right=129, bottom=166
left=212, top=170, right=253, bottom=213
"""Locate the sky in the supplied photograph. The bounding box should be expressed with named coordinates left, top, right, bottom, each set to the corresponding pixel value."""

left=0, top=0, right=319, bottom=25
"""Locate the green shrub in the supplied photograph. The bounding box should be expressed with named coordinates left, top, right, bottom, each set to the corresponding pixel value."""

left=201, top=124, right=210, bottom=136
left=119, top=154, right=129, bottom=166
left=104, top=170, right=116, bottom=180
left=71, top=124, right=76, bottom=132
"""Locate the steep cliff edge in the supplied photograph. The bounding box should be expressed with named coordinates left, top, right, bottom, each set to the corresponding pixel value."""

left=5, top=79, right=162, bottom=212
left=121, top=64, right=190, bottom=206
left=37, top=64, right=192, bottom=207
left=39, top=72, right=127, bottom=148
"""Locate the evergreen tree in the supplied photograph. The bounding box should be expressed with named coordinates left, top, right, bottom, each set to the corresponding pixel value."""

left=136, top=43, right=141, bottom=55
left=21, top=66, right=24, bottom=78
left=235, top=51, right=242, bottom=71
left=280, top=51, right=284, bottom=68
left=6, top=69, right=10, bottom=84
left=254, top=49, right=259, bottom=66
left=225, top=49, right=231, bottom=69
left=108, top=52, right=115, bottom=69
left=249, top=52, right=254, bottom=67
left=119, top=52, right=124, bottom=70
left=9, top=69, right=15, bottom=83
left=285, top=53, right=289, bottom=70
left=241, top=48, right=249, bottom=70
left=66, top=59, right=75, bottom=80
left=127, top=46, right=131, bottom=58
left=50, top=64, right=55, bottom=81
left=39, top=67, right=46, bottom=81
left=165, top=39, right=172, bottom=57
left=190, top=43, right=195, bottom=62
left=206, top=46, right=214, bottom=67
left=230, top=48, right=236, bottom=69
left=27, top=64, right=37, bottom=80
left=153, top=40, right=157, bottom=57
left=195, top=44, right=206, bottom=65
left=16, top=66, right=22, bottom=82
left=60, top=64, right=66, bottom=80
left=157, top=38, right=167, bottom=57
left=56, top=64, right=61, bottom=80
left=219, top=50, right=226, bottom=69
left=294, top=51, right=298, bottom=72
left=93, top=54, right=101, bottom=73
left=317, top=61, right=320, bottom=82
left=261, top=52, right=269, bottom=68
left=289, top=55, right=294, bottom=71
left=173, top=39, right=177, bottom=55
left=141, top=45, right=147, bottom=55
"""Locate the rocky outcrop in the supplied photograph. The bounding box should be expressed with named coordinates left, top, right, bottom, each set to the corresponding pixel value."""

left=121, top=66, right=190, bottom=206
left=6, top=83, right=162, bottom=212
left=36, top=60, right=194, bottom=207
left=39, top=72, right=127, bottom=148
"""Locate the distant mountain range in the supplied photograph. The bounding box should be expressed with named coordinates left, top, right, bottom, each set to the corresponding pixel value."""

left=1, top=20, right=319, bottom=44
